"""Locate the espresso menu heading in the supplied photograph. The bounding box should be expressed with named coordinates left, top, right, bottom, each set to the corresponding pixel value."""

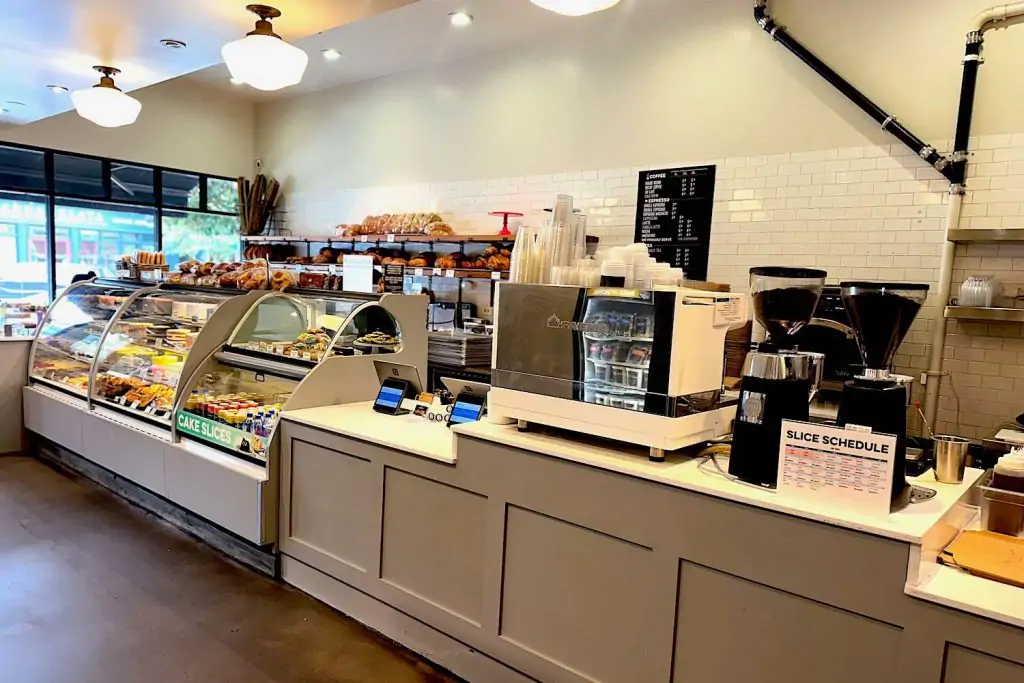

left=634, top=165, right=716, bottom=280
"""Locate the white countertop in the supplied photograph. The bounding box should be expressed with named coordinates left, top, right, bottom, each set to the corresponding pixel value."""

left=908, top=563, right=1024, bottom=629
left=455, top=420, right=983, bottom=544
left=282, top=402, right=456, bottom=465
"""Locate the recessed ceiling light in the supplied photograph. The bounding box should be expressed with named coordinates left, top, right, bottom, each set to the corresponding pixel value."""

left=48, top=85, right=69, bottom=94
left=322, top=48, right=342, bottom=61
left=449, top=11, right=474, bottom=27
left=160, top=38, right=187, bottom=49
left=230, top=77, right=245, bottom=85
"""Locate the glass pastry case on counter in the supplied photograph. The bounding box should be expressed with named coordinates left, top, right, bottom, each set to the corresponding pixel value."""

left=174, top=290, right=406, bottom=464
left=90, top=288, right=245, bottom=424
left=223, top=290, right=401, bottom=368
left=29, top=279, right=154, bottom=398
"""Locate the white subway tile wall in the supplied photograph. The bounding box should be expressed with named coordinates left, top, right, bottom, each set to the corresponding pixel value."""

left=284, top=135, right=1024, bottom=440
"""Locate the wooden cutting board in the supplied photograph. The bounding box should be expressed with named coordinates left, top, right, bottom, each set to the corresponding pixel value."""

left=940, top=530, right=1024, bottom=588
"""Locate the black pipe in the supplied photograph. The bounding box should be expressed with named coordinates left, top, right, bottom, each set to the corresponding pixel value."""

left=754, top=2, right=955, bottom=182
left=949, top=37, right=984, bottom=186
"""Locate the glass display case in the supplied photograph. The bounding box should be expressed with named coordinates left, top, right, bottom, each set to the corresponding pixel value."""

left=91, top=288, right=242, bottom=423
left=225, top=290, right=401, bottom=367
left=29, top=280, right=151, bottom=397
left=175, top=290, right=403, bottom=464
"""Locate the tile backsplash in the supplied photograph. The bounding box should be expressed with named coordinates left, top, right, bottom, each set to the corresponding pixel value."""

left=281, top=134, right=1024, bottom=440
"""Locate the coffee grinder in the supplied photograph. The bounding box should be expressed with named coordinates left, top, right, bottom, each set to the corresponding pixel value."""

left=729, top=267, right=827, bottom=487
left=836, top=282, right=929, bottom=511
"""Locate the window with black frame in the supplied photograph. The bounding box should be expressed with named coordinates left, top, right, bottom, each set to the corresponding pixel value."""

left=0, top=142, right=240, bottom=303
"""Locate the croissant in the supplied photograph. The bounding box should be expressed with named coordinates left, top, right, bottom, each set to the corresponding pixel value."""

left=487, top=255, right=511, bottom=271
left=435, top=256, right=458, bottom=270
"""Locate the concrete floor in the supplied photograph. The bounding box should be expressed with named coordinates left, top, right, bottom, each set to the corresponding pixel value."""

left=0, top=456, right=460, bottom=683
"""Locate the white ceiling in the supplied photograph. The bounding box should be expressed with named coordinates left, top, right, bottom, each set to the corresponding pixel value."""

left=0, top=0, right=419, bottom=123
left=188, top=0, right=622, bottom=99
left=0, top=0, right=631, bottom=124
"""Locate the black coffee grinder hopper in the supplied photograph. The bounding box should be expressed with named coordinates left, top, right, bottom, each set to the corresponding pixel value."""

left=836, top=282, right=929, bottom=511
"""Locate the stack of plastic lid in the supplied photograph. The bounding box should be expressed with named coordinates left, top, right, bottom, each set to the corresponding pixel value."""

left=647, top=263, right=677, bottom=289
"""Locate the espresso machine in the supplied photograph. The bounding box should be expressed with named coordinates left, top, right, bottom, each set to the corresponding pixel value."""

left=836, top=282, right=928, bottom=511
left=729, top=267, right=826, bottom=487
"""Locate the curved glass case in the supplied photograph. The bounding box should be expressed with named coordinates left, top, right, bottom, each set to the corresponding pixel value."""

left=225, top=291, right=400, bottom=367
left=176, top=290, right=405, bottom=464
left=91, top=289, right=241, bottom=422
left=29, top=280, right=149, bottom=396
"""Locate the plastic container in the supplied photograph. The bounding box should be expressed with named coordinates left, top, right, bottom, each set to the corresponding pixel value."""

left=578, top=259, right=601, bottom=287
left=600, top=259, right=628, bottom=287
left=984, top=452, right=1024, bottom=536
left=959, top=275, right=999, bottom=307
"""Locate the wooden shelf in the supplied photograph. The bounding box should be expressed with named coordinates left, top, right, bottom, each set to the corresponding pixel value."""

left=242, top=234, right=513, bottom=245
left=269, top=262, right=509, bottom=281
left=944, top=306, right=1024, bottom=323
left=948, top=228, right=1024, bottom=244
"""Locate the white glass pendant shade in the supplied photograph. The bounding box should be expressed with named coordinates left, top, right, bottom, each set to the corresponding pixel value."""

left=530, top=0, right=621, bottom=16
left=71, top=69, right=141, bottom=128
left=222, top=33, right=307, bottom=91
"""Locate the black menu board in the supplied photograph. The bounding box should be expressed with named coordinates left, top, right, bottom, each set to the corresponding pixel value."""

left=383, top=264, right=405, bottom=293
left=634, top=165, right=716, bottom=280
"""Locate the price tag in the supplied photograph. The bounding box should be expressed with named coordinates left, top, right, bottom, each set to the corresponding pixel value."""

left=329, top=264, right=337, bottom=275
left=386, top=234, right=396, bottom=243
left=117, top=395, right=127, bottom=405
left=432, top=268, right=442, bottom=276
left=145, top=404, right=157, bottom=415
left=414, top=268, right=425, bottom=277
left=445, top=269, right=456, bottom=278
left=491, top=271, right=502, bottom=280
left=360, top=236, right=369, bottom=243
left=130, top=400, right=141, bottom=410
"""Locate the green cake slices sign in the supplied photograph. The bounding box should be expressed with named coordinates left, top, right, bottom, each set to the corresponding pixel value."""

left=175, top=411, right=264, bottom=460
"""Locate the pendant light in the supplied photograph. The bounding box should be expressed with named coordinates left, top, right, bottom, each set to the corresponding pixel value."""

left=70, top=67, right=142, bottom=128
left=530, top=0, right=621, bottom=16
left=222, top=4, right=308, bottom=91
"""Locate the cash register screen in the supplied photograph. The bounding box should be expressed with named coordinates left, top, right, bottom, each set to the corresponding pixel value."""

left=449, top=400, right=484, bottom=426
left=375, top=384, right=405, bottom=411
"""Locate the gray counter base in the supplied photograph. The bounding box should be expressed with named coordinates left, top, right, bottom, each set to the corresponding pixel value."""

left=32, top=435, right=275, bottom=577
left=279, top=419, right=1024, bottom=683
left=283, top=555, right=535, bottom=683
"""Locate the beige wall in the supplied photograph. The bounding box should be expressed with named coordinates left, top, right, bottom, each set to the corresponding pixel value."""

left=0, top=76, right=255, bottom=178
left=255, top=0, right=1024, bottom=191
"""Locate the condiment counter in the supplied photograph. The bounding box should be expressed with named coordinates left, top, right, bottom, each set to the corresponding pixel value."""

left=0, top=335, right=31, bottom=454
left=277, top=406, right=1024, bottom=683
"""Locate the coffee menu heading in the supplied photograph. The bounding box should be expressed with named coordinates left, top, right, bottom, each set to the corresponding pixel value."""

left=634, top=165, right=716, bottom=280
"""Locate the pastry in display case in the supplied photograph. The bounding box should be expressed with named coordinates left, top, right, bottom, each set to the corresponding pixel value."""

left=224, top=290, right=398, bottom=366
left=174, top=290, right=414, bottom=463
left=90, top=289, right=243, bottom=423
left=29, top=279, right=152, bottom=397
left=175, top=368, right=295, bottom=464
